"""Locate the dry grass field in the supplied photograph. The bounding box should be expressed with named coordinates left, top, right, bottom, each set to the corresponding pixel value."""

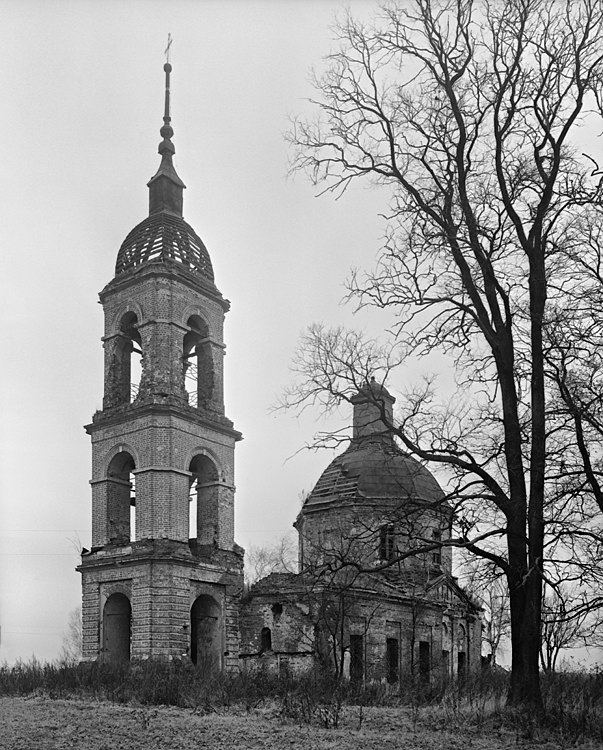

left=2, top=695, right=602, bottom=750
left=1, top=663, right=602, bottom=748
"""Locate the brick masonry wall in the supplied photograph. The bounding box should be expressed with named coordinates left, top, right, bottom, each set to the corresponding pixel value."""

left=298, top=503, right=454, bottom=578
left=79, top=544, right=244, bottom=664
left=100, top=266, right=227, bottom=409
left=80, top=258, right=242, bottom=665
left=88, top=411, right=237, bottom=548
left=239, top=583, right=481, bottom=682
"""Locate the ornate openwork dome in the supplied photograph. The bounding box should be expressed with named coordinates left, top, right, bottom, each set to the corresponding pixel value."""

left=115, top=211, right=214, bottom=280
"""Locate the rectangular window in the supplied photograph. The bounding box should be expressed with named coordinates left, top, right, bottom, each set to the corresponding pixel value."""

left=419, top=640, right=430, bottom=683
left=386, top=638, right=399, bottom=684
left=350, top=634, right=364, bottom=683
left=379, top=525, right=396, bottom=560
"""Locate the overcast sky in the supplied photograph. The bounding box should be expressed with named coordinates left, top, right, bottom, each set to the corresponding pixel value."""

left=2, top=0, right=601, bottom=671
left=0, top=0, right=398, bottom=663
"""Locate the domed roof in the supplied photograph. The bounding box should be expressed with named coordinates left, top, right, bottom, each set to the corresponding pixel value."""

left=115, top=211, right=214, bottom=280
left=113, top=62, right=215, bottom=283
left=304, top=439, right=445, bottom=508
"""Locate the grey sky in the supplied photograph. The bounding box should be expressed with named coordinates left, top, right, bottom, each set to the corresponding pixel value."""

left=0, top=0, right=389, bottom=662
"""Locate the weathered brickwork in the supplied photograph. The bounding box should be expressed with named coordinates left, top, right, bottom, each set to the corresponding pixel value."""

left=80, top=541, right=243, bottom=662
left=240, top=385, right=481, bottom=684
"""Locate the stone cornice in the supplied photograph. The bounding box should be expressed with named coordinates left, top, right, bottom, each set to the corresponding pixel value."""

left=85, top=399, right=242, bottom=442
left=99, top=260, right=230, bottom=313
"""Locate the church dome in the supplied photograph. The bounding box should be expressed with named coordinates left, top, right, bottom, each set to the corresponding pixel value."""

left=303, top=439, right=445, bottom=508
left=301, top=380, right=445, bottom=511
left=115, top=211, right=214, bottom=280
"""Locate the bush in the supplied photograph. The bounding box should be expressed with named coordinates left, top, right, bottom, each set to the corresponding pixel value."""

left=0, top=659, right=602, bottom=743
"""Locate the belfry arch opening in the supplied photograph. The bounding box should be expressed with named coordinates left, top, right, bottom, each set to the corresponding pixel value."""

left=183, top=315, right=214, bottom=408
left=107, top=451, right=136, bottom=544
left=190, top=595, right=221, bottom=670
left=107, top=312, right=143, bottom=405
left=103, top=593, right=131, bottom=662
left=189, top=454, right=220, bottom=544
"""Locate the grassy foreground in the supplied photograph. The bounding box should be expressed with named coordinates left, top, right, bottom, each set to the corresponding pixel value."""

left=0, top=661, right=602, bottom=749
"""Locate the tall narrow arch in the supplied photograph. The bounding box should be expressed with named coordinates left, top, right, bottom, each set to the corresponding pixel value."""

left=107, top=451, right=136, bottom=544
left=183, top=315, right=214, bottom=408
left=189, top=454, right=220, bottom=544
left=106, top=312, right=143, bottom=406
left=190, top=595, right=221, bottom=670
left=103, top=593, right=131, bottom=662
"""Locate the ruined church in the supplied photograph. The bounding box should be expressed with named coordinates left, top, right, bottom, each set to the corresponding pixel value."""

left=78, top=63, right=481, bottom=684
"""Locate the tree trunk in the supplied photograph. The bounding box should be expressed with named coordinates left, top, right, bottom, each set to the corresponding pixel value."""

left=506, top=565, right=543, bottom=708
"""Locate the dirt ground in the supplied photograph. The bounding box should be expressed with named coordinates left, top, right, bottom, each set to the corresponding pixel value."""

left=0, top=696, right=599, bottom=750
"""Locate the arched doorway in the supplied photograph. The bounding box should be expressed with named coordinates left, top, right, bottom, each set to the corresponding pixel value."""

left=103, top=593, right=131, bottom=662
left=190, top=595, right=221, bottom=671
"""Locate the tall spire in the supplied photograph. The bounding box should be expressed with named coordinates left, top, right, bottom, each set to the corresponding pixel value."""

left=148, top=49, right=186, bottom=216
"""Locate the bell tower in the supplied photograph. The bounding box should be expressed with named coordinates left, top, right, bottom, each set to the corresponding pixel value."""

left=78, top=62, right=243, bottom=668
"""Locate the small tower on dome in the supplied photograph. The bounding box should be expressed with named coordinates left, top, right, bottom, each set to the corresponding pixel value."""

left=78, top=54, right=244, bottom=668
left=350, top=377, right=396, bottom=442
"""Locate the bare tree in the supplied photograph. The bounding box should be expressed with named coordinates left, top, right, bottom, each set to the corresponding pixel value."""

left=58, top=606, right=82, bottom=666
left=244, top=534, right=297, bottom=587
left=286, top=0, right=603, bottom=708
left=540, top=586, right=602, bottom=673
left=462, top=559, right=511, bottom=667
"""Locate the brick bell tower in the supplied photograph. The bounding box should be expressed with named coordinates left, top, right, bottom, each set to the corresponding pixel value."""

left=78, top=62, right=243, bottom=668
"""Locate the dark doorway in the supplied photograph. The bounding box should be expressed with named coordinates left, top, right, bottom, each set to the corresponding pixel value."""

left=419, top=640, right=430, bottom=683
left=190, top=595, right=221, bottom=671
left=103, top=593, right=131, bottom=662
left=350, top=634, right=363, bottom=683
left=457, top=651, right=467, bottom=681
left=386, top=638, right=399, bottom=684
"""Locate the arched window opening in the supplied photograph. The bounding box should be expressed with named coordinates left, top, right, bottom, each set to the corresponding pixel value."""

left=260, top=627, right=272, bottom=653
left=183, top=315, right=214, bottom=409
left=107, top=451, right=136, bottom=544
left=103, top=593, right=131, bottom=662
left=190, top=595, right=221, bottom=670
left=111, top=312, right=142, bottom=405
left=189, top=454, right=220, bottom=543
left=378, top=525, right=396, bottom=561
